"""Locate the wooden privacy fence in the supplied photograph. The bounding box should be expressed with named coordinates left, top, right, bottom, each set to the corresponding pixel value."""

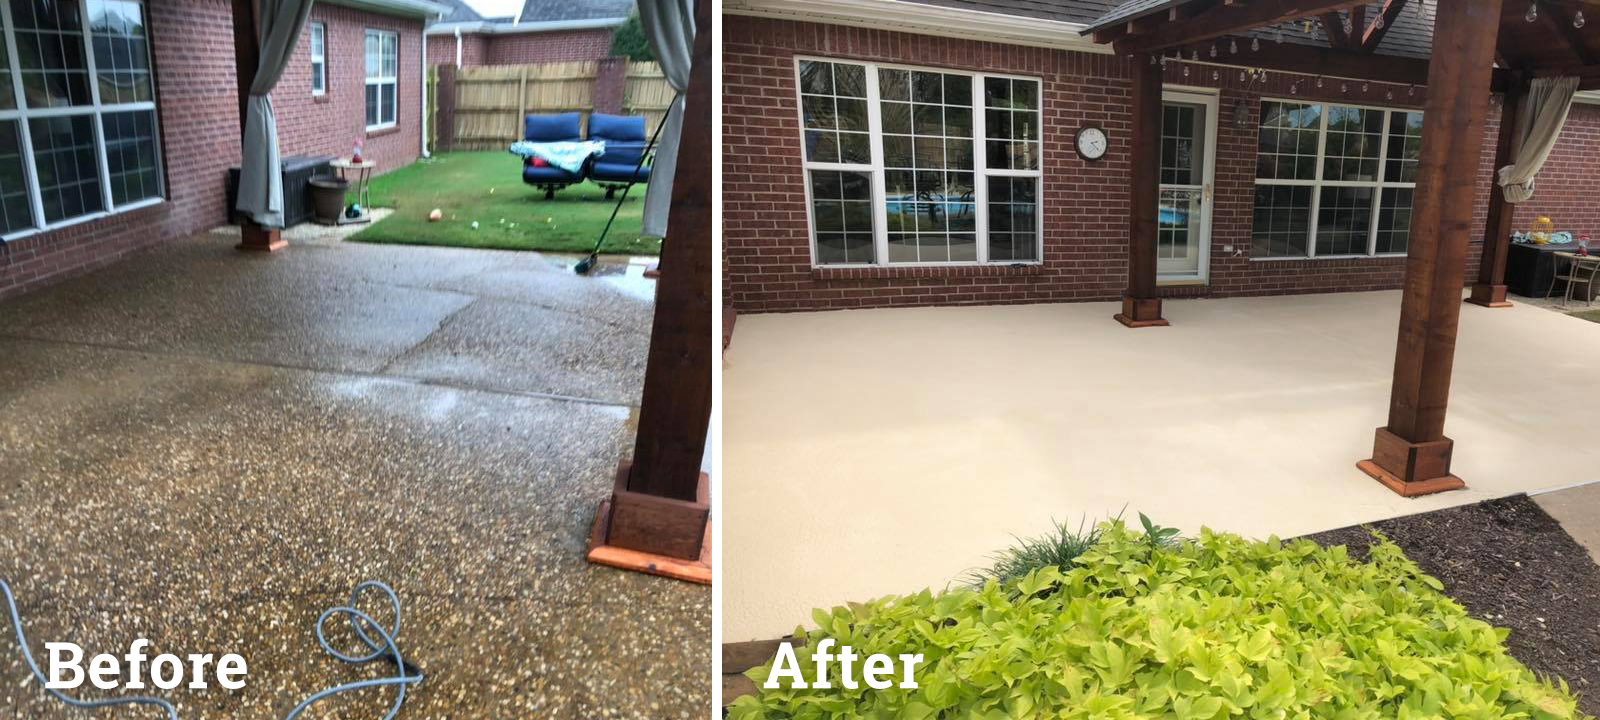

left=442, top=60, right=674, bottom=151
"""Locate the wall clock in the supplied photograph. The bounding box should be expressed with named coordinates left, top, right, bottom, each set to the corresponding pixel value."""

left=1075, top=125, right=1108, bottom=161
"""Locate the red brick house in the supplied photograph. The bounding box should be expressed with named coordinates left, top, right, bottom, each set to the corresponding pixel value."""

left=722, top=0, right=1600, bottom=313
left=0, top=0, right=442, bottom=302
left=425, top=0, right=628, bottom=67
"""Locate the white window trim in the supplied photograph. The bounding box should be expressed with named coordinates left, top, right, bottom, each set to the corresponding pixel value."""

left=0, top=0, right=165, bottom=243
left=793, top=56, right=1044, bottom=268
left=310, top=22, right=326, bottom=96
left=1252, top=96, right=1420, bottom=261
left=364, top=29, right=398, bottom=131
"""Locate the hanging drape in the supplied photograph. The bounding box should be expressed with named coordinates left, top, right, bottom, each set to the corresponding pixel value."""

left=1497, top=76, right=1579, bottom=204
left=637, top=0, right=695, bottom=238
left=236, top=0, right=316, bottom=228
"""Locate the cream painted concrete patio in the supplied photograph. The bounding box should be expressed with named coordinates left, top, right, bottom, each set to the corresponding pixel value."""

left=723, top=290, right=1600, bottom=640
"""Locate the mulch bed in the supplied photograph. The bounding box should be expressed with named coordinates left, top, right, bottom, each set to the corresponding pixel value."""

left=1307, top=494, right=1600, bottom=716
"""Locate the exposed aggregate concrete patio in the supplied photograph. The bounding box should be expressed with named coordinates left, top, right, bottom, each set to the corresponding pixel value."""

left=0, top=231, right=707, bottom=718
left=724, top=291, right=1600, bottom=640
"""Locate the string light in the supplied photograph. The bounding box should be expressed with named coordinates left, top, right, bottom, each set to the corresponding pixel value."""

left=1210, top=44, right=1218, bottom=58
left=1525, top=1, right=1538, bottom=22
left=1362, top=82, right=1369, bottom=92
left=1229, top=38, right=1238, bottom=54
left=1576, top=10, right=1586, bottom=28
left=1341, top=82, right=1348, bottom=93
left=1374, top=15, right=1384, bottom=30
left=1317, top=77, right=1324, bottom=88
left=1342, top=14, right=1354, bottom=33
left=1251, top=37, right=1260, bottom=51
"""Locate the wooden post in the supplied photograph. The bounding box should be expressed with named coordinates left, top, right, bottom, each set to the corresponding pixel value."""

left=231, top=0, right=285, bottom=253
left=586, top=0, right=711, bottom=583
left=1359, top=0, right=1503, bottom=497
left=1467, top=74, right=1526, bottom=308
left=1115, top=53, right=1168, bottom=328
left=516, top=66, right=529, bottom=139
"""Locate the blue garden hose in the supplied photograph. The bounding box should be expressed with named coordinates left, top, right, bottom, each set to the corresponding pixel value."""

left=1, top=578, right=424, bottom=719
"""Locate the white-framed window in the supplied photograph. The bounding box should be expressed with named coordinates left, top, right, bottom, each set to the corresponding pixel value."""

left=309, top=22, right=325, bottom=96
left=363, top=29, right=397, bottom=130
left=0, top=0, right=163, bottom=240
left=1251, top=99, right=1423, bottom=259
left=795, top=57, right=1042, bottom=267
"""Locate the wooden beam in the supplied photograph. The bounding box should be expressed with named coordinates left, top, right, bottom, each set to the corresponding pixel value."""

left=1361, top=0, right=1408, bottom=51
left=1360, top=0, right=1505, bottom=496
left=229, top=0, right=284, bottom=253
left=1469, top=75, right=1527, bottom=309
left=590, top=0, right=714, bottom=565
left=1114, top=54, right=1168, bottom=329
left=1173, top=35, right=1431, bottom=85
left=1321, top=12, right=1351, bottom=48
left=1541, top=3, right=1597, bottom=66
left=1114, top=0, right=1368, bottom=53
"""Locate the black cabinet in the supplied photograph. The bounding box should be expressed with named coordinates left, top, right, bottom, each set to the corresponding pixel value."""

left=225, top=155, right=335, bottom=227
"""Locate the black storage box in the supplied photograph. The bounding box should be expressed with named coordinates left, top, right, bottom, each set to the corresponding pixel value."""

left=226, top=155, right=335, bottom=227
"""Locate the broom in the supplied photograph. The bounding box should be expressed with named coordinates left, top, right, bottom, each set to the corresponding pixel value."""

left=574, top=103, right=675, bottom=275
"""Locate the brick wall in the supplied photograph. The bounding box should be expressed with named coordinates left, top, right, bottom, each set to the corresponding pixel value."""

left=276, top=5, right=424, bottom=173
left=427, top=28, right=613, bottom=67
left=723, top=15, right=1600, bottom=313
left=0, top=0, right=239, bottom=301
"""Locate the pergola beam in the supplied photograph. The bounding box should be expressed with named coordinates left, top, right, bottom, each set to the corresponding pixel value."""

left=1114, top=53, right=1168, bottom=329
left=1168, top=35, right=1431, bottom=85
left=1113, top=0, right=1369, bottom=53
left=1541, top=4, right=1597, bottom=66
left=1468, top=73, right=1527, bottom=309
left=1361, top=0, right=1408, bottom=52
left=1321, top=12, right=1352, bottom=48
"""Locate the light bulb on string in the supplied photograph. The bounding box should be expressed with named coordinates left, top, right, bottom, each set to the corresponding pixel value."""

left=1252, top=37, right=1260, bottom=51
left=1210, top=44, right=1218, bottom=58
left=1230, top=38, right=1238, bottom=54
left=1576, top=10, right=1586, bottom=28
left=1317, top=77, right=1324, bottom=88
left=1526, top=1, right=1538, bottom=22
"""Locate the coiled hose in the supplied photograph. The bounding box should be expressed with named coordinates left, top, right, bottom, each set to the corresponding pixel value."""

left=1, top=578, right=424, bottom=719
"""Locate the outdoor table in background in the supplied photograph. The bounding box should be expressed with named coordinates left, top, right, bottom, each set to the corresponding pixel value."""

left=329, top=157, right=375, bottom=225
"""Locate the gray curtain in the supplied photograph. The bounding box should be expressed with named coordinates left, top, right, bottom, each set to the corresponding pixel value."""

left=637, top=0, right=694, bottom=238
left=1497, top=76, right=1579, bottom=204
left=236, top=0, right=316, bottom=228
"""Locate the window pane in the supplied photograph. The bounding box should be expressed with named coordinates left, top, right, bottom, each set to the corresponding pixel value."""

left=1385, top=111, right=1423, bottom=183
left=102, top=108, right=158, bottom=205
left=1251, top=185, right=1313, bottom=258
left=381, top=34, right=397, bottom=77
left=1315, top=186, right=1374, bottom=255
left=29, top=113, right=103, bottom=223
left=311, top=24, right=323, bottom=56
left=364, top=32, right=379, bottom=77
left=1322, top=105, right=1383, bottom=181
left=0, top=120, right=32, bottom=232
left=1256, top=101, right=1321, bottom=181
left=0, top=11, right=13, bottom=110
left=381, top=81, right=395, bottom=123
left=311, top=60, right=324, bottom=92
left=1376, top=187, right=1413, bottom=254
left=1161, top=103, right=1206, bottom=186
left=984, top=78, right=1041, bottom=171
left=987, top=176, right=1037, bottom=261
left=88, top=0, right=151, bottom=105
left=810, top=169, right=874, bottom=264
left=365, top=83, right=378, bottom=126
left=13, top=0, right=92, bottom=108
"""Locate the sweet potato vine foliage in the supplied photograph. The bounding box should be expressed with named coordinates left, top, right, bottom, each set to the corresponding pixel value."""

left=730, top=522, right=1589, bottom=720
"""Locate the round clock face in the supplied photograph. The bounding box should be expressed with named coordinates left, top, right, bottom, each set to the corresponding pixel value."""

left=1076, top=126, right=1108, bottom=161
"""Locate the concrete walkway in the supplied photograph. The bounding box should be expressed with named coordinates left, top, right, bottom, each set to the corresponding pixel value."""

left=724, top=291, right=1600, bottom=640
left=0, top=232, right=706, bottom=718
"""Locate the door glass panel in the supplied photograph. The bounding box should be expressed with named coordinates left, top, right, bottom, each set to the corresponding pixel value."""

left=1158, top=100, right=1208, bottom=276
left=1159, top=188, right=1202, bottom=263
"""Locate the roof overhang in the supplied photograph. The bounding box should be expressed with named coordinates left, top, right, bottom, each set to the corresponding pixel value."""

left=424, top=17, right=627, bottom=36
left=324, top=0, right=451, bottom=20
left=723, top=0, right=1111, bottom=54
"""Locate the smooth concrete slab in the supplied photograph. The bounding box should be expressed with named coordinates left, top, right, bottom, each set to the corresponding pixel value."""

left=0, top=234, right=706, bottom=717
left=723, top=291, right=1600, bottom=640
left=1534, top=483, right=1600, bottom=562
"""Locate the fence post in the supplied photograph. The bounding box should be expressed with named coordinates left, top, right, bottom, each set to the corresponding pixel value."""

left=593, top=57, right=626, bottom=114
left=516, top=66, right=529, bottom=139
left=435, top=63, right=458, bottom=151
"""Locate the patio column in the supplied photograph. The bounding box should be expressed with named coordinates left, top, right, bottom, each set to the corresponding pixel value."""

left=231, top=0, right=285, bottom=253
left=1115, top=53, right=1168, bottom=328
left=585, top=0, right=711, bottom=584
left=1467, top=74, right=1527, bottom=309
left=1359, top=0, right=1503, bottom=497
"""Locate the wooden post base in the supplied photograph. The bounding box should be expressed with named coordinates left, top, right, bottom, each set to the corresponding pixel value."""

left=1466, top=283, right=1512, bottom=308
left=643, top=263, right=661, bottom=278
left=585, top=461, right=711, bottom=584
left=1358, top=427, right=1466, bottom=497
left=237, top=224, right=287, bottom=252
left=1113, top=295, right=1169, bottom=328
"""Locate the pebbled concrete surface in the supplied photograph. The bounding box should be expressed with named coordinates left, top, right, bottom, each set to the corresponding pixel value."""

left=1534, top=483, right=1600, bottom=563
left=0, top=232, right=707, bottom=718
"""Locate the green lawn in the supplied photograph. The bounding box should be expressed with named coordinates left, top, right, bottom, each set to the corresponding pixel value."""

left=1573, top=309, right=1600, bottom=324
left=346, top=151, right=660, bottom=255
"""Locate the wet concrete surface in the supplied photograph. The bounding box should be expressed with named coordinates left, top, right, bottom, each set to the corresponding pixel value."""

left=0, top=234, right=707, bottom=718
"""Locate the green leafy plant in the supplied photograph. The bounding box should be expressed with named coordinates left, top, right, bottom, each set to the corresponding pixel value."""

left=1139, top=511, right=1182, bottom=548
left=609, top=12, right=655, bottom=62
left=731, top=521, right=1589, bottom=720
left=965, top=516, right=1103, bottom=588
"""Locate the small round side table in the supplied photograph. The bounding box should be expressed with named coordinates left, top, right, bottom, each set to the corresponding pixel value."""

left=329, top=157, right=376, bottom=225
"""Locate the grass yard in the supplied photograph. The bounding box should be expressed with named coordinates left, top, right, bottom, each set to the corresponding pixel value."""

left=346, top=151, right=660, bottom=255
left=1573, top=309, right=1600, bottom=324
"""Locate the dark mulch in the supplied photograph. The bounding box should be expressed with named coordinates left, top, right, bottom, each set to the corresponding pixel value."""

left=1306, top=495, right=1600, bottom=716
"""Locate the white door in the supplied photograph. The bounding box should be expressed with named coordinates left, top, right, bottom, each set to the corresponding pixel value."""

left=1158, top=90, right=1218, bottom=282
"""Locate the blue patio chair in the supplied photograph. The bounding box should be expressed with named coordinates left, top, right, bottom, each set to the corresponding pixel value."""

left=521, top=112, right=588, bottom=199
left=586, top=113, right=652, bottom=198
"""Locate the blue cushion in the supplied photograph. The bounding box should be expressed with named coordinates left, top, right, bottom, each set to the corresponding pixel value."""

left=588, top=113, right=647, bottom=142
left=591, top=161, right=650, bottom=184
left=524, top=112, right=582, bottom=142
